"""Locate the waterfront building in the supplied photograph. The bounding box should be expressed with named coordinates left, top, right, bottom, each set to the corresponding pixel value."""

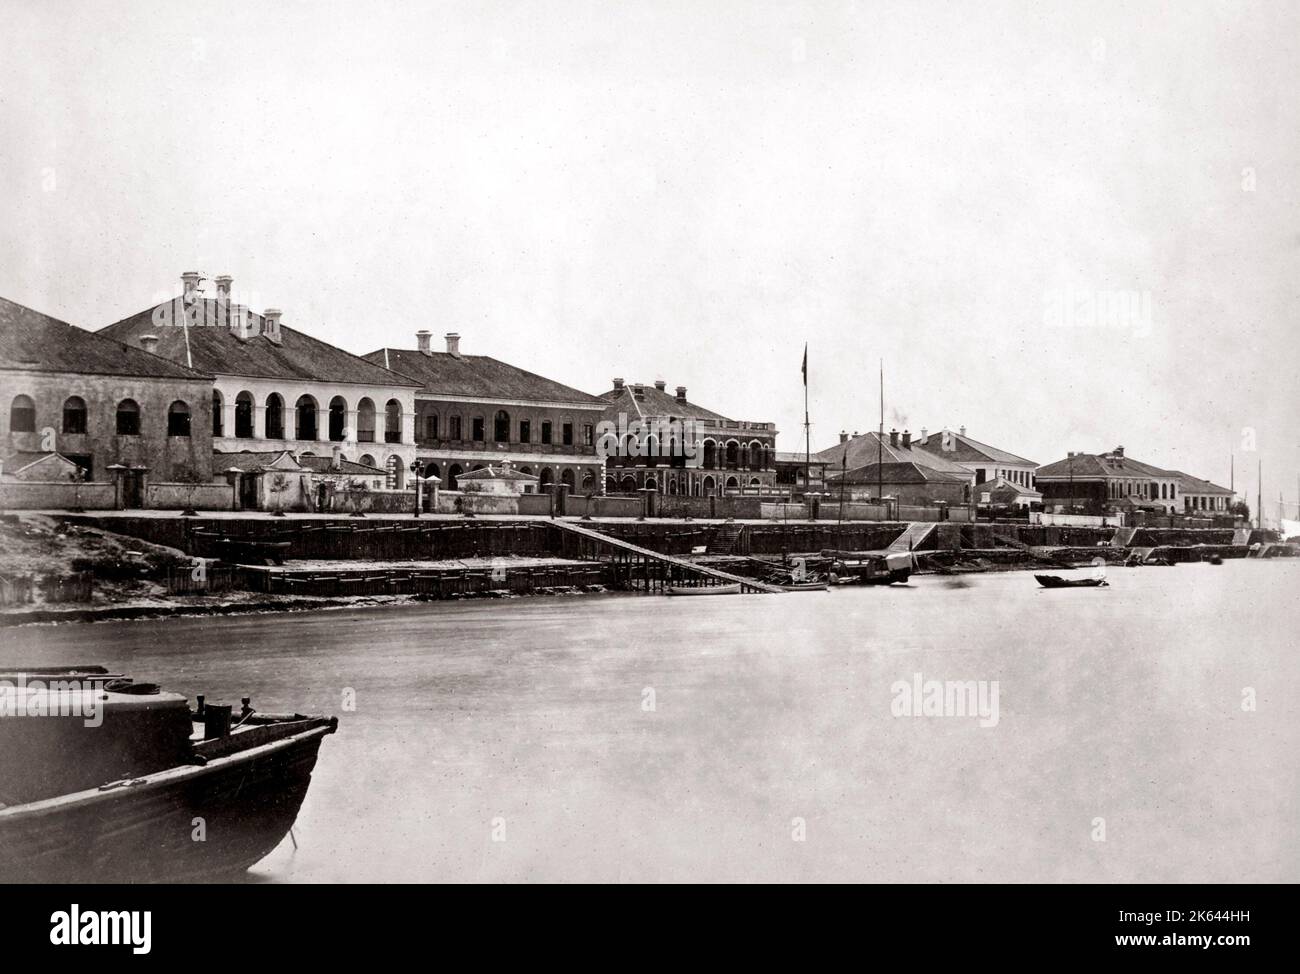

left=454, top=459, right=540, bottom=495
left=214, top=448, right=388, bottom=512
left=596, top=378, right=778, bottom=496
left=1034, top=446, right=1221, bottom=514
left=362, top=331, right=606, bottom=492
left=814, top=429, right=974, bottom=505
left=774, top=451, right=830, bottom=495
left=2, top=295, right=215, bottom=498
left=100, top=273, right=422, bottom=489
left=973, top=475, right=1043, bottom=511
left=911, top=426, right=1037, bottom=489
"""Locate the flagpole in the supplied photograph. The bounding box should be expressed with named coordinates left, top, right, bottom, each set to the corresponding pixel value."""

left=803, top=343, right=810, bottom=502
left=877, top=360, right=884, bottom=511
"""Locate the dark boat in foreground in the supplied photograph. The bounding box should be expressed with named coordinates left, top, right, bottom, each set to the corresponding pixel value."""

left=1035, top=574, right=1108, bottom=589
left=0, top=666, right=336, bottom=883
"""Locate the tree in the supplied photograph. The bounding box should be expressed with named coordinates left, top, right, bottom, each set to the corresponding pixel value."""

left=345, top=478, right=369, bottom=517
left=1230, top=500, right=1251, bottom=522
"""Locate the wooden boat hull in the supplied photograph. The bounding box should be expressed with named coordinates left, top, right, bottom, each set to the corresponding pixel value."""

left=1035, top=574, right=1107, bottom=589
left=0, top=722, right=333, bottom=883
left=667, top=584, right=741, bottom=596
left=779, top=582, right=829, bottom=592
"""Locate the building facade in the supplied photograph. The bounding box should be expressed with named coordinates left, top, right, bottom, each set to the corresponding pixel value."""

left=1035, top=447, right=1225, bottom=514
left=912, top=426, right=1037, bottom=489
left=2, top=296, right=215, bottom=497
left=813, top=429, right=975, bottom=505
left=596, top=378, right=778, bottom=496
left=363, top=331, right=607, bottom=492
left=99, top=273, right=422, bottom=487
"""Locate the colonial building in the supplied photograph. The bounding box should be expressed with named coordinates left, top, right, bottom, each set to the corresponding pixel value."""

left=814, top=428, right=974, bottom=505
left=362, top=331, right=606, bottom=492
left=912, top=426, right=1037, bottom=489
left=2, top=295, right=214, bottom=500
left=774, top=451, right=830, bottom=494
left=596, top=378, right=778, bottom=496
left=99, top=273, right=422, bottom=488
left=214, top=448, right=388, bottom=512
left=1034, top=447, right=1209, bottom=514
left=1169, top=471, right=1235, bottom=513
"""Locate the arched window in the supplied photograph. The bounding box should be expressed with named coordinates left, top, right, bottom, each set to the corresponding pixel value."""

left=9, top=394, right=36, bottom=433
left=581, top=472, right=595, bottom=492
left=62, top=396, right=87, bottom=435
left=235, top=391, right=254, bottom=438
left=116, top=398, right=140, bottom=435
left=725, top=441, right=740, bottom=467
left=295, top=395, right=318, bottom=440
left=328, top=396, right=347, bottom=442
left=425, top=462, right=441, bottom=481
left=211, top=391, right=223, bottom=436
left=167, top=400, right=191, bottom=437
left=749, top=442, right=764, bottom=469
left=448, top=415, right=462, bottom=440
left=725, top=476, right=739, bottom=489
left=620, top=475, right=636, bottom=492
left=356, top=398, right=375, bottom=442
left=539, top=468, right=554, bottom=487
left=265, top=394, right=285, bottom=439
left=494, top=409, right=510, bottom=443
left=384, top=399, right=402, bottom=443
left=702, top=440, right=717, bottom=469
left=561, top=469, right=576, bottom=489
left=702, top=475, right=716, bottom=495
left=359, top=454, right=376, bottom=468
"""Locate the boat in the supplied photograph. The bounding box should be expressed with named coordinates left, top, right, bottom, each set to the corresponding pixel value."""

left=823, top=550, right=912, bottom=586
left=666, top=583, right=741, bottom=596
left=778, top=581, right=829, bottom=592
left=1205, top=554, right=1223, bottom=565
left=1035, top=574, right=1108, bottom=589
left=0, top=665, right=336, bottom=883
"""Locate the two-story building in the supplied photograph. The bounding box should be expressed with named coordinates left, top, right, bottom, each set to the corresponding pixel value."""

left=1035, top=446, right=1205, bottom=514
left=911, top=426, right=1038, bottom=489
left=362, top=331, right=607, bottom=492
left=815, top=429, right=974, bottom=505
left=2, top=295, right=214, bottom=501
left=595, top=378, right=778, bottom=496
left=99, top=273, right=422, bottom=488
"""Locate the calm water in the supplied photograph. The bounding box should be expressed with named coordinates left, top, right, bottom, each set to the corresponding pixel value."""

left=3, top=561, right=1297, bottom=883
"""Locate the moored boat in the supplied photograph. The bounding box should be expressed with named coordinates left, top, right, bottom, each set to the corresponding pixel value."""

left=1035, top=574, right=1108, bottom=589
left=666, top=583, right=741, bottom=596
left=0, top=666, right=336, bottom=883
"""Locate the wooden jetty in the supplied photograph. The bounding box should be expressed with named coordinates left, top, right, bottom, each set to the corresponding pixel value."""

left=548, top=520, right=785, bottom=594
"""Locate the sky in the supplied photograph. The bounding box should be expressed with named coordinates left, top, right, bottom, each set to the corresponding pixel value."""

left=2, top=0, right=1297, bottom=517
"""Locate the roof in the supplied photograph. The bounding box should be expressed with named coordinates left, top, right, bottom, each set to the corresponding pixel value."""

left=775, top=452, right=830, bottom=465
left=1036, top=452, right=1168, bottom=480
left=912, top=429, right=1036, bottom=467
left=812, top=431, right=971, bottom=476
left=364, top=348, right=604, bottom=404
left=1, top=296, right=209, bottom=380
left=100, top=298, right=418, bottom=388
left=1, top=451, right=82, bottom=475
left=1168, top=470, right=1234, bottom=496
left=457, top=463, right=538, bottom=482
left=826, top=460, right=972, bottom=485
left=598, top=383, right=732, bottom=423
left=214, top=450, right=385, bottom=477
left=975, top=475, right=1042, bottom=500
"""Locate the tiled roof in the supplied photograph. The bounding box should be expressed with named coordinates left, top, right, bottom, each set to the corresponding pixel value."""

left=100, top=299, right=418, bottom=387
left=598, top=384, right=732, bottom=423
left=1037, top=452, right=1174, bottom=480
left=1, top=296, right=209, bottom=380
left=214, top=450, right=385, bottom=476
left=813, top=431, right=971, bottom=476
left=365, top=348, right=604, bottom=404
left=1168, top=470, right=1234, bottom=495
left=827, top=460, right=971, bottom=485
left=912, top=429, right=1036, bottom=467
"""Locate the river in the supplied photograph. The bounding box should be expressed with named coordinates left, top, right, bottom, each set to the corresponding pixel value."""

left=3, top=560, right=1297, bottom=882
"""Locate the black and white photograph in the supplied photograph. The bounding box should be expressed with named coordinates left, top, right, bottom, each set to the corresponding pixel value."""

left=0, top=0, right=1295, bottom=954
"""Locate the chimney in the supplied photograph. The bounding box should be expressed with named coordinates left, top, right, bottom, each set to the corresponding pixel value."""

left=612, top=377, right=624, bottom=391
left=140, top=334, right=159, bottom=354
left=633, top=383, right=645, bottom=400
left=230, top=304, right=254, bottom=340
left=331, top=445, right=342, bottom=471
left=676, top=385, right=687, bottom=403
left=889, top=428, right=899, bottom=448
left=902, top=429, right=912, bottom=449
left=654, top=379, right=667, bottom=391
left=416, top=330, right=432, bottom=355
left=920, top=426, right=928, bottom=443
left=959, top=426, right=966, bottom=437
left=263, top=308, right=282, bottom=344
left=1067, top=451, right=1075, bottom=458
left=1114, top=445, right=1124, bottom=457
left=445, top=332, right=461, bottom=358
left=181, top=271, right=202, bottom=301
left=839, top=431, right=849, bottom=444
left=214, top=275, right=233, bottom=300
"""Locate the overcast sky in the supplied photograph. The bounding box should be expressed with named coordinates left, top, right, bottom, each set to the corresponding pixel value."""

left=2, top=0, right=1297, bottom=514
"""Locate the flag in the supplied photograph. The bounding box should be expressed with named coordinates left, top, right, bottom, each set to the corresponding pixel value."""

left=801, top=344, right=807, bottom=386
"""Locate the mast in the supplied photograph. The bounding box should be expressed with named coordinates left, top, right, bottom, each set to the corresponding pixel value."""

left=877, top=360, right=884, bottom=507
left=802, top=343, right=809, bottom=500
left=1257, top=459, right=1263, bottom=530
